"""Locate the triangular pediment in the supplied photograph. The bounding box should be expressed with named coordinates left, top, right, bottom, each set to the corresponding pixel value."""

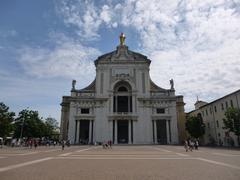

left=95, top=45, right=150, bottom=65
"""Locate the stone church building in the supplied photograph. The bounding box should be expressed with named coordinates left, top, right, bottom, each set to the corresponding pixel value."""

left=60, top=34, right=185, bottom=144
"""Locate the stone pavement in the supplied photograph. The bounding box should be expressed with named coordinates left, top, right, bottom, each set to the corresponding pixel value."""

left=0, top=145, right=240, bottom=180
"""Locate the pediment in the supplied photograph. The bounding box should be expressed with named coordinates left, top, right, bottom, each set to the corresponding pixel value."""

left=110, top=45, right=134, bottom=61
left=95, top=45, right=150, bottom=65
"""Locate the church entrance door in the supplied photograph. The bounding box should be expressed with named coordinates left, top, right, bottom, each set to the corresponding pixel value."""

left=79, top=120, right=89, bottom=144
left=117, top=120, right=128, bottom=143
left=156, top=120, right=167, bottom=144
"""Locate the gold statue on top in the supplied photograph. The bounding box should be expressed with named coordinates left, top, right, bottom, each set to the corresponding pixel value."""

left=119, top=33, right=126, bottom=46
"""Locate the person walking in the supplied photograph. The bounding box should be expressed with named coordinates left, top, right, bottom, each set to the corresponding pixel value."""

left=34, top=139, right=38, bottom=149
left=189, top=140, right=194, bottom=152
left=61, top=140, right=65, bottom=150
left=184, top=140, right=189, bottom=152
left=195, top=139, right=199, bottom=150
left=109, top=140, right=112, bottom=148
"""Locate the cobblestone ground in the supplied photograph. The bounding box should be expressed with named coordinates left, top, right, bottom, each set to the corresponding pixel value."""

left=0, top=145, right=240, bottom=180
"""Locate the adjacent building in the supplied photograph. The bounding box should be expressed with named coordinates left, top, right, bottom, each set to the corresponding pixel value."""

left=60, top=34, right=185, bottom=145
left=187, top=89, right=240, bottom=147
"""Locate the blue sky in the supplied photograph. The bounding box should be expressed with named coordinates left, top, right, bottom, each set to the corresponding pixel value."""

left=0, top=0, right=240, bottom=122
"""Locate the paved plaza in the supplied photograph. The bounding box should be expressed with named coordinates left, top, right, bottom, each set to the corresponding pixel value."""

left=0, top=145, right=240, bottom=180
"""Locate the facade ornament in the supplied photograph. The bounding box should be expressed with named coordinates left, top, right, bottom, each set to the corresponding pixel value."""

left=119, top=33, right=126, bottom=46
left=170, top=79, right=174, bottom=90
left=115, top=73, right=130, bottom=81
left=72, top=79, right=76, bottom=90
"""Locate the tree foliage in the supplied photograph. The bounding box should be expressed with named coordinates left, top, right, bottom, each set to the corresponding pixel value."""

left=14, top=109, right=46, bottom=138
left=186, top=114, right=205, bottom=138
left=44, top=117, right=59, bottom=137
left=13, top=109, right=59, bottom=139
left=45, top=117, right=59, bottom=130
left=223, top=107, right=240, bottom=145
left=0, top=102, right=59, bottom=140
left=0, top=102, right=15, bottom=138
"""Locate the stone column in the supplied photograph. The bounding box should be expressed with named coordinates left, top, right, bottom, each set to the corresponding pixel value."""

left=92, top=120, right=95, bottom=144
left=131, top=120, right=134, bottom=144
left=152, top=120, right=155, bottom=143
left=67, top=103, right=76, bottom=143
left=89, top=120, right=92, bottom=144
left=133, top=95, right=137, bottom=113
left=128, top=120, right=131, bottom=144
left=115, top=96, right=118, bottom=112
left=168, top=120, right=172, bottom=143
left=109, top=120, right=113, bottom=143
left=128, top=96, right=130, bottom=112
left=114, top=120, right=118, bottom=144
left=76, top=120, right=80, bottom=144
left=154, top=120, right=158, bottom=144
left=166, top=120, right=170, bottom=144
left=74, top=120, right=77, bottom=143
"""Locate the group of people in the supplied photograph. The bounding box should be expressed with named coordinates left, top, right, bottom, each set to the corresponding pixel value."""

left=184, top=139, right=199, bottom=152
left=61, top=140, right=70, bottom=150
left=102, top=140, right=112, bottom=149
left=25, top=139, right=39, bottom=149
left=6, top=138, right=60, bottom=148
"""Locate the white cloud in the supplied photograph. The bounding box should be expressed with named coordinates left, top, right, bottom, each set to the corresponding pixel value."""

left=150, top=40, right=240, bottom=111
left=56, top=0, right=123, bottom=39
left=100, top=5, right=111, bottom=23
left=18, top=34, right=100, bottom=82
left=57, top=0, right=102, bottom=40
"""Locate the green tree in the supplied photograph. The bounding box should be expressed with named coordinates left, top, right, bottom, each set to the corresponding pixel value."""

left=44, top=117, right=59, bottom=138
left=14, top=109, right=46, bottom=138
left=0, top=102, right=15, bottom=138
left=223, top=107, right=240, bottom=145
left=186, top=114, right=205, bottom=138
left=45, top=117, right=59, bottom=130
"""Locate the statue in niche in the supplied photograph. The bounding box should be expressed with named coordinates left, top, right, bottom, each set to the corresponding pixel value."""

left=170, top=79, right=174, bottom=90
left=72, top=79, right=76, bottom=90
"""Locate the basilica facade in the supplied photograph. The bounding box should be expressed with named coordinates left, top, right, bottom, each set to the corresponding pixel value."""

left=60, top=34, right=185, bottom=144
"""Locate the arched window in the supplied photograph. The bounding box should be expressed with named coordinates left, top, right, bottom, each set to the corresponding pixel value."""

left=113, top=81, right=132, bottom=113
left=118, top=86, right=128, bottom=92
